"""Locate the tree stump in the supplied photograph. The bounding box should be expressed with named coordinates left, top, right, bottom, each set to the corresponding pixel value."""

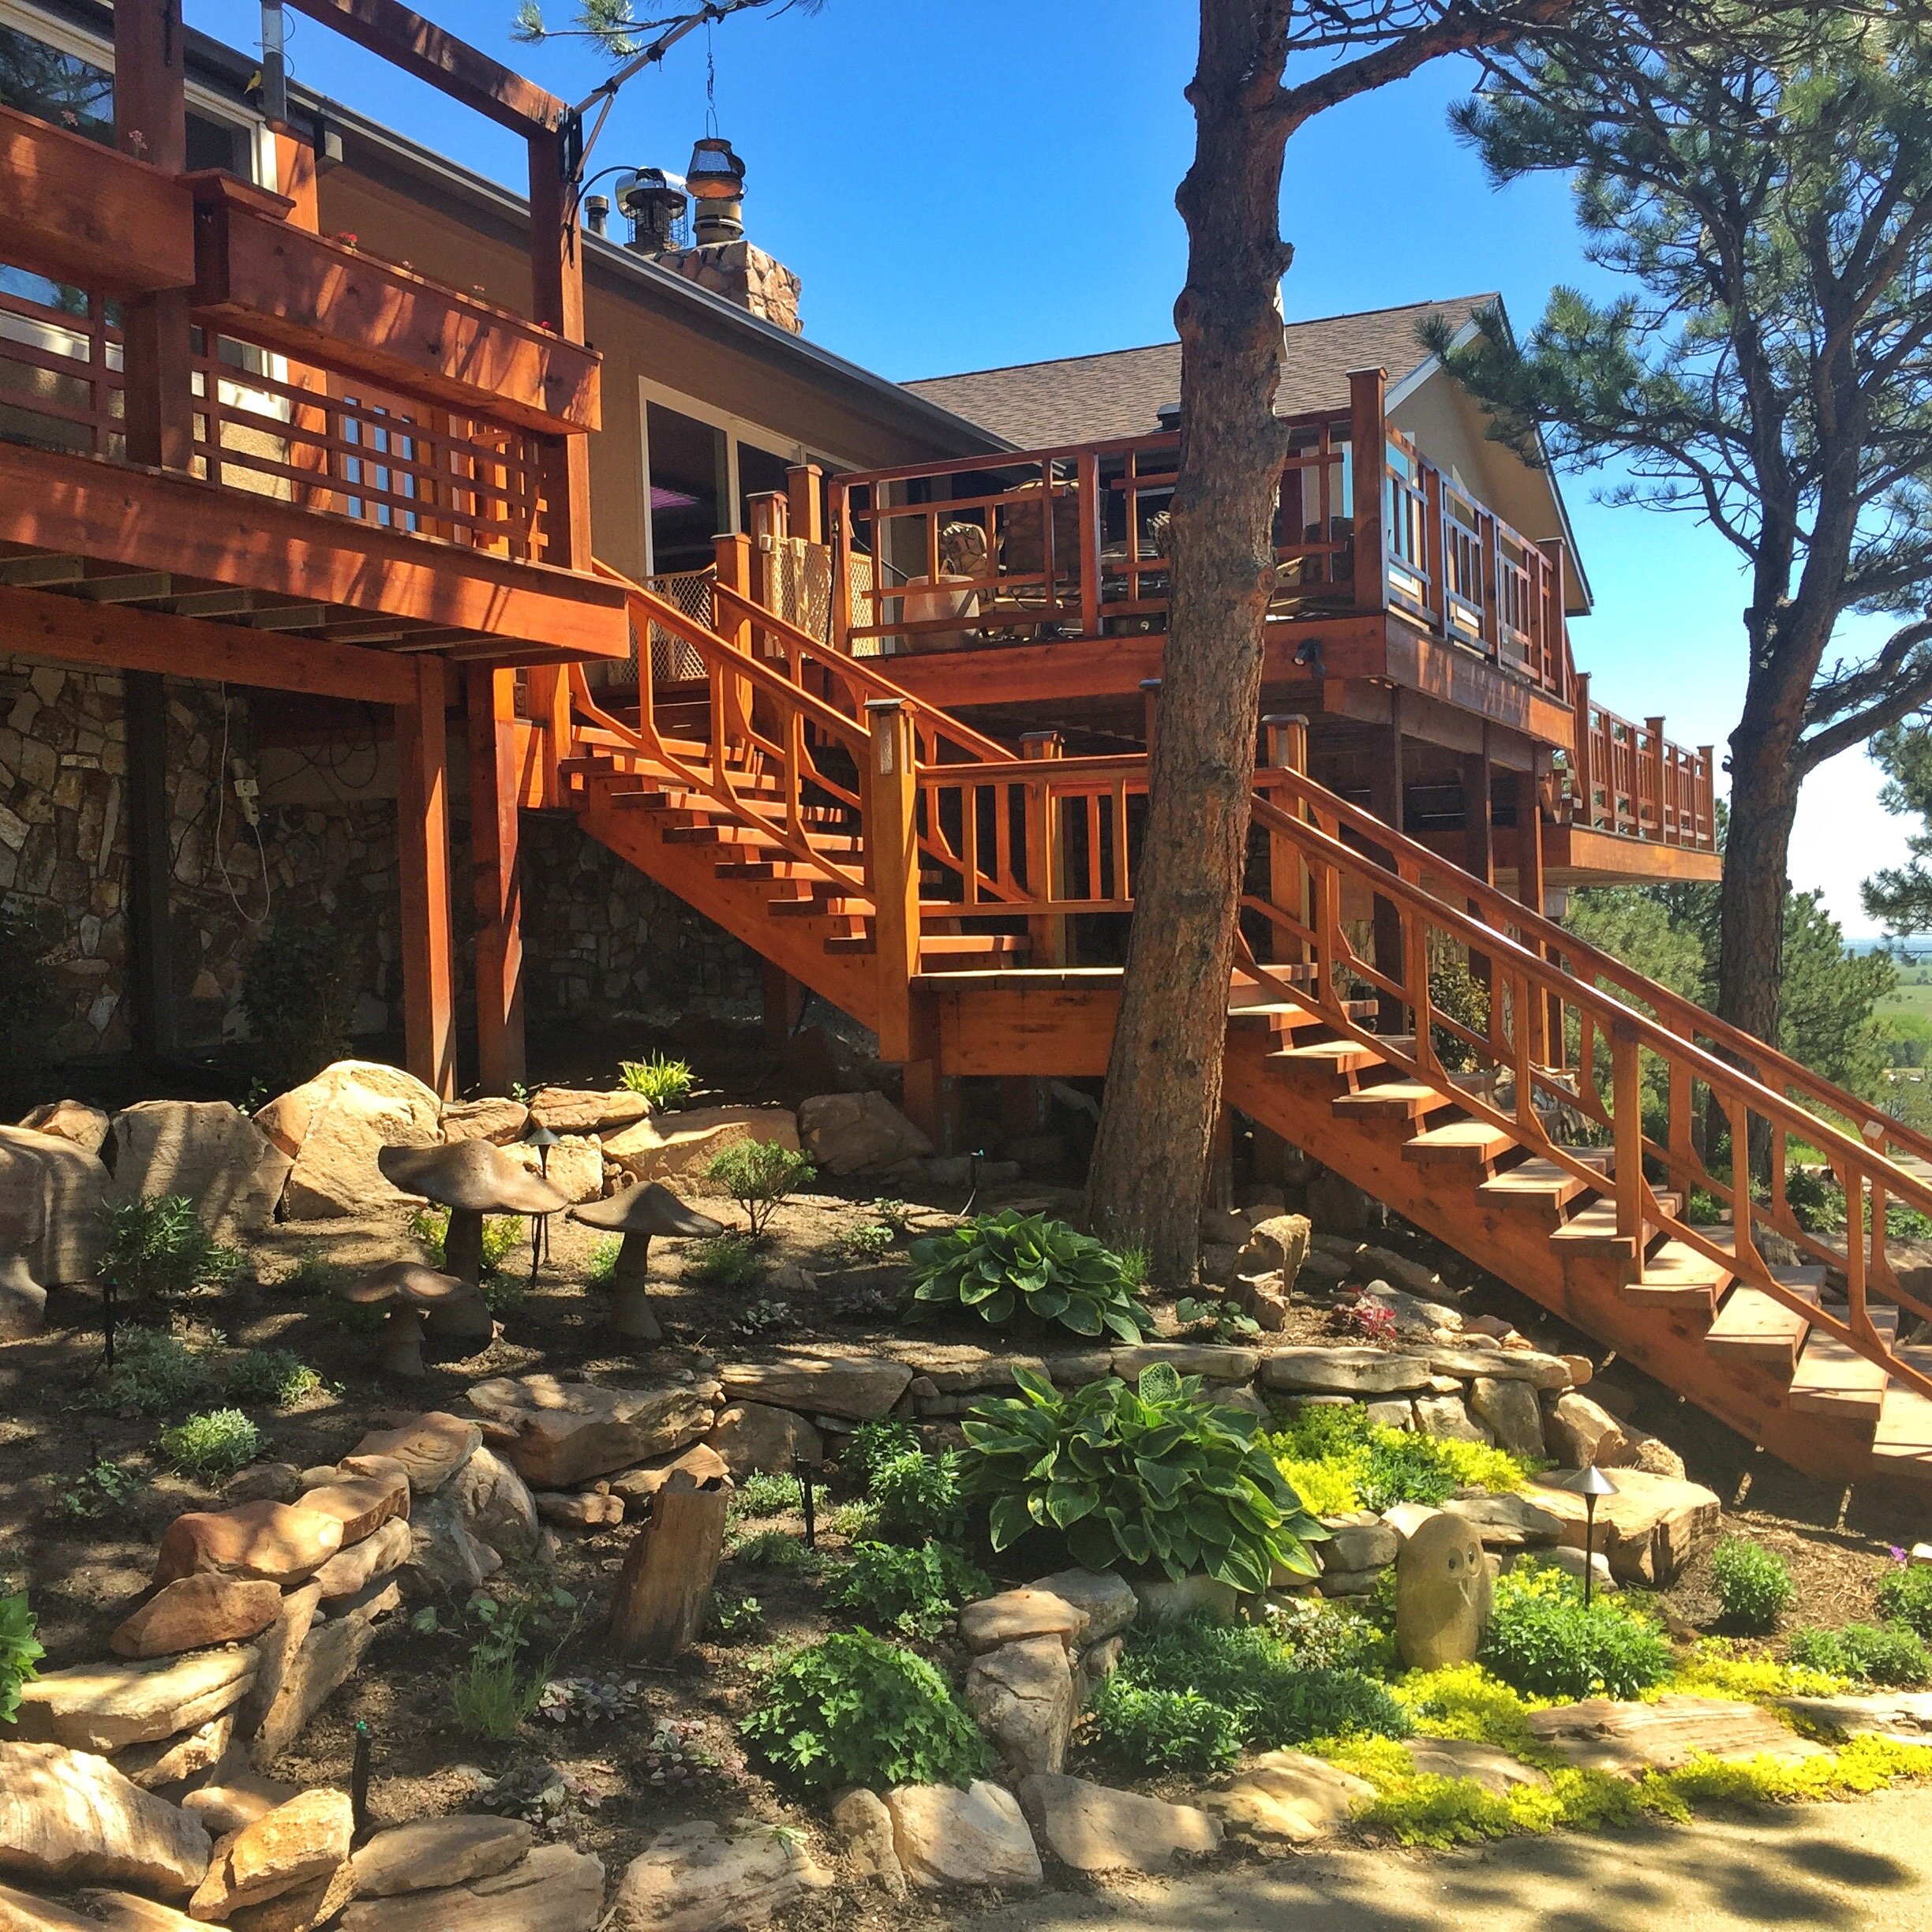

left=608, top=1470, right=728, bottom=1658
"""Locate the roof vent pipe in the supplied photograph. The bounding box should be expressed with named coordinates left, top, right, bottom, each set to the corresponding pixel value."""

left=616, top=169, right=687, bottom=257
left=582, top=194, right=611, bottom=239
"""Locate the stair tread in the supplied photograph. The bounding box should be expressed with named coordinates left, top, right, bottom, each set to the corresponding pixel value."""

left=1477, top=1151, right=1605, bottom=1205
left=1272, top=1039, right=1383, bottom=1069
left=1788, top=1307, right=1900, bottom=1418
left=1874, top=1347, right=1932, bottom=1470
left=1403, top=1119, right=1516, bottom=1163
left=1332, top=1080, right=1458, bottom=1119
left=1704, top=1273, right=1823, bottom=1365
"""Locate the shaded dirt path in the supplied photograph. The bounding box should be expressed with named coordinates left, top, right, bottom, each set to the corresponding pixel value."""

left=964, top=1785, right=1932, bottom=1932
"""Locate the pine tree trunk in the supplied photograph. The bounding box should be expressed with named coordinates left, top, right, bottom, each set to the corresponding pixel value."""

left=1084, top=0, right=1294, bottom=1284
left=1716, top=717, right=1799, bottom=1052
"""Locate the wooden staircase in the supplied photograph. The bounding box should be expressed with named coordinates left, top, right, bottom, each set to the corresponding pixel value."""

left=548, top=568, right=1932, bottom=1488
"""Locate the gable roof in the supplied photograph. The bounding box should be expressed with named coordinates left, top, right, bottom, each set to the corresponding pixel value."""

left=904, top=294, right=1497, bottom=447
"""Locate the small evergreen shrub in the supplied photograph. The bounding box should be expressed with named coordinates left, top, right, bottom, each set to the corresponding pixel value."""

left=1788, top=1622, right=1932, bottom=1686
left=687, top=1234, right=760, bottom=1289
left=706, top=1141, right=815, bottom=1238
left=729, top=1471, right=823, bottom=1521
left=1085, top=1677, right=1244, bottom=1774
left=98, top=1196, right=241, bottom=1305
left=160, top=1409, right=260, bottom=1481
left=0, top=1590, right=45, bottom=1725
left=1875, top=1562, right=1932, bottom=1640
left=103, top=1327, right=223, bottom=1415
left=963, top=1365, right=1319, bottom=1593
left=908, top=1211, right=1151, bottom=1342
left=1709, top=1536, right=1793, bottom=1634
left=1479, top=1563, right=1672, bottom=1700
left=739, top=1632, right=990, bottom=1792
left=829, top=1541, right=990, bottom=1638
left=869, top=1450, right=967, bottom=1545
left=239, top=918, right=358, bottom=1095
left=620, top=1054, right=695, bottom=1109
left=585, top=1237, right=621, bottom=1288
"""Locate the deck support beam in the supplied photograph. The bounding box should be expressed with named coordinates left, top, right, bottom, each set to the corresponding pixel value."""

left=760, top=960, right=806, bottom=1050
left=467, top=664, right=525, bottom=1095
left=397, top=656, right=456, bottom=1099
left=125, top=670, right=178, bottom=1063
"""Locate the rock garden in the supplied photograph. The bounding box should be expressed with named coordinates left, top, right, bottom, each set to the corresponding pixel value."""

left=6, top=1035, right=1932, bottom=1931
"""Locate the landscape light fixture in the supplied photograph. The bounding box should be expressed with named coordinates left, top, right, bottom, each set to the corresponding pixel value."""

left=1569, top=1463, right=1619, bottom=1605
left=525, top=1122, right=560, bottom=1265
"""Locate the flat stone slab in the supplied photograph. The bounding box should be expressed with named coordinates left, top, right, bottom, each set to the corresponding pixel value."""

left=1110, top=1343, right=1260, bottom=1383
left=0, top=1741, right=213, bottom=1900
left=15, top=1649, right=257, bottom=1754
left=466, top=1375, right=714, bottom=1488
left=153, top=1503, right=343, bottom=1589
left=1441, top=1494, right=1566, bottom=1549
left=1017, top=1774, right=1220, bottom=1873
left=1526, top=1696, right=1831, bottom=1776
left=959, top=1589, right=1088, bottom=1654
left=189, top=1788, right=353, bottom=1920
left=350, top=1818, right=534, bottom=1899
left=606, top=1819, right=831, bottom=1931
left=110, top=1579, right=284, bottom=1661
left=885, top=1782, right=1043, bottom=1892
left=347, top=1415, right=481, bottom=1496
left=1025, top=1570, right=1139, bottom=1644
left=337, top=1844, right=604, bottom=1932
left=1428, top=1348, right=1573, bottom=1389
left=1777, top=1691, right=1932, bottom=1743
left=1202, top=1750, right=1374, bottom=1843
left=1257, top=1349, right=1436, bottom=1395
left=718, top=1350, right=912, bottom=1422
left=1518, top=1470, right=1721, bottom=1584
left=1402, top=1737, right=1549, bottom=1795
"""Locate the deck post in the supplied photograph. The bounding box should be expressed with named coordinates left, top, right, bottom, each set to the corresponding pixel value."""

left=467, top=663, right=525, bottom=1095
left=1697, top=746, right=1715, bottom=849
left=713, top=533, right=756, bottom=744
left=1263, top=713, right=1309, bottom=967
left=1347, top=367, right=1388, bottom=616
left=865, top=698, right=920, bottom=1065
left=1570, top=672, right=1593, bottom=829
left=1516, top=763, right=1549, bottom=1064
left=786, top=464, right=825, bottom=546
left=1020, top=731, right=1068, bottom=968
left=397, top=655, right=457, bottom=1099
left=1368, top=690, right=1406, bottom=1032
left=761, top=960, right=806, bottom=1049
left=125, top=671, right=178, bottom=1062
left=115, top=1, right=194, bottom=475
left=1645, top=716, right=1668, bottom=841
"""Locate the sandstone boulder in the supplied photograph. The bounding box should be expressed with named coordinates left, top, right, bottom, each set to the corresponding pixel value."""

left=1519, top=1469, right=1720, bottom=1584
left=1470, top=1376, right=1545, bottom=1459
left=884, top=1783, right=1041, bottom=1892
left=705, top=1403, right=822, bottom=1478
left=958, top=1589, right=1088, bottom=1655
left=1235, top=1213, right=1312, bottom=1286
left=15, top=1650, right=257, bottom=1754
left=346, top=1415, right=479, bottom=1496
left=108, top=1103, right=290, bottom=1244
left=16, top=1887, right=200, bottom=1932
left=114, top=1714, right=236, bottom=1792
left=1414, top=1393, right=1489, bottom=1442
left=296, top=1467, right=409, bottom=1548
left=1016, top=1775, right=1219, bottom=1873
left=309, top=1518, right=413, bottom=1606
left=180, top=1770, right=298, bottom=1839
left=438, top=1099, right=530, bottom=1145
left=607, top=1820, right=831, bottom=1932
left=1542, top=1391, right=1627, bottom=1469
left=154, top=1505, right=343, bottom=1589
left=1526, top=1695, right=1829, bottom=1774
left=111, top=1579, right=283, bottom=1661
left=1306, top=1169, right=1373, bottom=1232
left=533, top=1492, right=623, bottom=1529
left=248, top=1581, right=399, bottom=1768
left=1203, top=1750, right=1373, bottom=1843
left=335, top=1844, right=603, bottom=1932
left=1258, top=1348, right=1434, bottom=1396
left=1110, top=1342, right=1259, bottom=1383
left=1428, top=1347, right=1572, bottom=1390
left=527, top=1088, right=651, bottom=1136
left=603, top=1106, right=798, bottom=1185
left=0, top=1125, right=117, bottom=1283
left=450, top=1447, right=541, bottom=1563
left=350, top=1818, right=532, bottom=1899
left=796, top=1092, right=930, bottom=1176
left=1024, top=1570, right=1138, bottom=1644
left=828, top=1790, right=904, bottom=1898
left=466, top=1375, right=714, bottom=1488
left=717, top=1351, right=911, bottom=1422
left=1402, top=1737, right=1548, bottom=1795
left=233, top=1588, right=320, bottom=1745
left=17, top=1100, right=110, bottom=1155
left=259, top=1064, right=441, bottom=1219
left=223, top=1862, right=354, bottom=1932
left=399, top=1493, right=500, bottom=1597
left=187, top=1789, right=352, bottom=1922
left=1440, top=1493, right=1566, bottom=1549
left=966, top=1638, right=1074, bottom=1778
left=0, top=1742, right=212, bottom=1898
left=508, top=1138, right=601, bottom=1206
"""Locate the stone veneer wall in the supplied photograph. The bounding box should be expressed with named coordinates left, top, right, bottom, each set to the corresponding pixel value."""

left=0, top=653, right=758, bottom=1060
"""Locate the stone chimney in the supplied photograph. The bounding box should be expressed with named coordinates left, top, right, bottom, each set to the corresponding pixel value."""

left=655, top=137, right=803, bottom=335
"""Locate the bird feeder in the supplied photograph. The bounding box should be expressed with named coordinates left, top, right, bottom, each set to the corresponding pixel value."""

left=683, top=138, right=745, bottom=245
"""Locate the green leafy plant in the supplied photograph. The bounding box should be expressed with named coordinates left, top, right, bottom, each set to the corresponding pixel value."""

left=98, top=1197, right=240, bottom=1306
left=1175, top=1295, right=1261, bottom=1342
left=728, top=1528, right=827, bottom=1574
left=1788, top=1621, right=1932, bottom=1686
left=706, top=1141, right=816, bottom=1238
left=1267, top=1593, right=1398, bottom=1676
left=0, top=1591, right=45, bottom=1725
left=102, top=1327, right=223, bottom=1415
left=846, top=1418, right=919, bottom=1486
left=962, top=1365, right=1320, bottom=1593
left=687, top=1234, right=760, bottom=1290
left=739, top=1632, right=990, bottom=1792
left=224, top=1348, right=322, bottom=1408
left=908, top=1212, right=1151, bottom=1342
left=1085, top=1677, right=1244, bottom=1774
left=1709, top=1536, right=1794, bottom=1634
left=870, top=1450, right=967, bottom=1545
left=51, top=1459, right=144, bottom=1522
left=620, top=1054, right=695, bottom=1109
left=586, top=1237, right=621, bottom=1288
left=730, top=1470, right=826, bottom=1521
left=706, top=1588, right=764, bottom=1639
left=829, top=1541, right=990, bottom=1639
left=839, top=1219, right=896, bottom=1262
left=1267, top=1402, right=1535, bottom=1515
left=159, top=1409, right=261, bottom=1481
left=1480, top=1562, right=1672, bottom=1700
left=451, top=1576, right=575, bottom=1740
left=412, top=1208, right=522, bottom=1275
left=1876, top=1561, right=1932, bottom=1639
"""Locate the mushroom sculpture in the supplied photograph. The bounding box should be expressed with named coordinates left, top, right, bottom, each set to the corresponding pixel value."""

left=378, top=1140, right=565, bottom=1286
left=569, top=1181, right=723, bottom=1341
left=336, top=1262, right=474, bottom=1376
left=0, top=1247, right=47, bottom=1342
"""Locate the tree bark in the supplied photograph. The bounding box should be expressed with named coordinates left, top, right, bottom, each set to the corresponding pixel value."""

left=1083, top=0, right=1294, bottom=1283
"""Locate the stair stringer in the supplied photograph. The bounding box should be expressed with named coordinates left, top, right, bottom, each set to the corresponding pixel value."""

left=575, top=773, right=883, bottom=1032
left=1223, top=1032, right=1875, bottom=1484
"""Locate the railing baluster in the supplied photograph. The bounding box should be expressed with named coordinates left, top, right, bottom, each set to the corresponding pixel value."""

left=1612, top=1022, right=1643, bottom=1248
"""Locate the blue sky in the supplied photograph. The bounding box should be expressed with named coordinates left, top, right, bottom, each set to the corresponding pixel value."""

left=183, top=0, right=1913, bottom=932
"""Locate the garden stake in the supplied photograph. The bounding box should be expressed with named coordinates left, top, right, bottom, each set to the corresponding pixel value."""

left=799, top=1470, right=816, bottom=1548
left=350, top=1719, right=371, bottom=1833
left=102, top=1278, right=116, bottom=1373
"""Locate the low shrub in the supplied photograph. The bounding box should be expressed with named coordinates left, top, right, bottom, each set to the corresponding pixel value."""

left=829, top=1541, right=990, bottom=1639
left=449, top=1589, right=567, bottom=1742
left=1115, top=1617, right=1411, bottom=1752
left=1390, top=1663, right=1549, bottom=1761
left=1876, top=1561, right=1932, bottom=1640
left=846, top=1418, right=919, bottom=1486
left=1085, top=1677, right=1244, bottom=1774
left=1668, top=1638, right=1850, bottom=1702
left=585, top=1237, right=621, bottom=1288
left=706, top=1588, right=763, bottom=1639
left=1480, top=1563, right=1672, bottom=1701
left=1709, top=1536, right=1793, bottom=1634
left=908, top=1212, right=1151, bottom=1342
left=869, top=1450, right=967, bottom=1545
left=1267, top=1402, right=1535, bottom=1515
left=160, top=1409, right=261, bottom=1481
left=98, top=1197, right=241, bottom=1306
left=1267, top=1594, right=1398, bottom=1676
left=687, top=1234, right=760, bottom=1290
left=1788, top=1621, right=1932, bottom=1687
left=51, top=1460, right=145, bottom=1522
left=103, top=1327, right=223, bottom=1415
left=963, top=1365, right=1319, bottom=1593
left=739, top=1632, right=990, bottom=1792
left=706, top=1142, right=816, bottom=1238
left=619, top=1054, right=695, bottom=1109
left=728, top=1529, right=827, bottom=1574
left=412, top=1208, right=522, bottom=1275
left=729, top=1471, right=822, bottom=1521
left=839, top=1220, right=897, bottom=1263
left=1174, top=1296, right=1260, bottom=1343
left=0, top=1589, right=45, bottom=1725
left=223, top=1348, right=322, bottom=1408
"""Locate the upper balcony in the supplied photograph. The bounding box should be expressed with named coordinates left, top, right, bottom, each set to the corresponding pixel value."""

left=0, top=102, right=627, bottom=668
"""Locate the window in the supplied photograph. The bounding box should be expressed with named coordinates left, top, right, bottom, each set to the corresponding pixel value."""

left=646, top=400, right=726, bottom=574
left=736, top=440, right=792, bottom=532
left=0, top=21, right=111, bottom=140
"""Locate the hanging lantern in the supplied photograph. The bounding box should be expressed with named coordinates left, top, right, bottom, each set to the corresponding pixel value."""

left=684, top=137, right=746, bottom=246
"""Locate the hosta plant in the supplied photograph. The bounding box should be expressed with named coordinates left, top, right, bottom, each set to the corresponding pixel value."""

left=907, top=1212, right=1151, bottom=1342
left=960, top=1365, right=1321, bottom=1594
left=0, top=1590, right=43, bottom=1725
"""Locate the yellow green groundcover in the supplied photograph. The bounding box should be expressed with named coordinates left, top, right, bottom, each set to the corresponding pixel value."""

left=1312, top=1656, right=1932, bottom=1848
